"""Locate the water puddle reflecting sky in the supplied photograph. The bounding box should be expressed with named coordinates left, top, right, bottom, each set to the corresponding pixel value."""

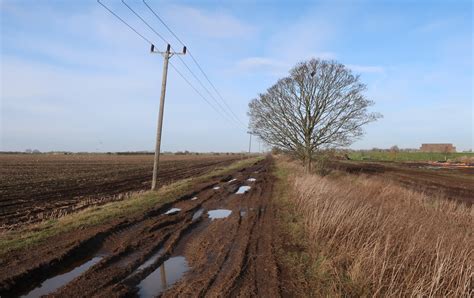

left=208, top=209, right=232, bottom=220
left=247, top=178, right=256, bottom=182
left=136, top=249, right=165, bottom=272
left=236, top=186, right=251, bottom=194
left=164, top=208, right=181, bottom=215
left=213, top=186, right=220, bottom=190
left=21, top=256, right=103, bottom=298
left=227, top=178, right=237, bottom=183
left=192, top=208, right=204, bottom=221
left=137, top=256, right=189, bottom=298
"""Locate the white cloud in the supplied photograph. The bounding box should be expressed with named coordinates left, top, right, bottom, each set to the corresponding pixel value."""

left=164, top=5, right=256, bottom=39
left=311, top=52, right=337, bottom=60
left=347, top=64, right=385, bottom=74
left=235, top=52, right=338, bottom=76
left=236, top=57, right=286, bottom=73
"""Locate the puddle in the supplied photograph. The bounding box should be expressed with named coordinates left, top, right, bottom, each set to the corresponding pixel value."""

left=235, top=186, right=251, bottom=194
left=190, top=197, right=198, bottom=201
left=208, top=209, right=232, bottom=220
left=136, top=249, right=165, bottom=272
left=21, top=256, right=103, bottom=298
left=240, top=210, right=247, bottom=217
left=192, top=208, right=204, bottom=221
left=137, top=256, right=189, bottom=298
left=213, top=186, right=220, bottom=190
left=164, top=208, right=181, bottom=215
left=227, top=178, right=237, bottom=183
left=247, top=178, right=256, bottom=182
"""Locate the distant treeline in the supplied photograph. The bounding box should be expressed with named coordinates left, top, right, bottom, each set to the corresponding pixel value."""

left=0, top=150, right=256, bottom=155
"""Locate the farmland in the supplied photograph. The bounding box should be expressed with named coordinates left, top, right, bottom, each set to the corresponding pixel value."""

left=348, top=150, right=474, bottom=162
left=0, top=153, right=243, bottom=229
left=0, top=156, right=280, bottom=297
left=2, top=0, right=472, bottom=295
left=275, top=157, right=472, bottom=296
left=328, top=160, right=474, bottom=204
left=0, top=154, right=472, bottom=297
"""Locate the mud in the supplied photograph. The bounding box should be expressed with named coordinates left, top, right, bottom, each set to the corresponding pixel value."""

left=137, top=256, right=189, bottom=297
left=0, top=157, right=280, bottom=297
left=0, top=154, right=242, bottom=229
left=329, top=160, right=474, bottom=204
left=22, top=256, right=104, bottom=298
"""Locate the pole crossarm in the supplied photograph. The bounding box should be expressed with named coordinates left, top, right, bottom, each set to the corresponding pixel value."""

left=150, top=43, right=186, bottom=56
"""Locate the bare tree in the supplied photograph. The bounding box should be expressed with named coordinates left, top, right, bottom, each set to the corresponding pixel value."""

left=248, top=58, right=381, bottom=171
left=390, top=145, right=400, bottom=160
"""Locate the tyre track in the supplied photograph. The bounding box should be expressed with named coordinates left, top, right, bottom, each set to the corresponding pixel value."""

left=1, top=157, right=240, bottom=228
left=0, top=157, right=280, bottom=297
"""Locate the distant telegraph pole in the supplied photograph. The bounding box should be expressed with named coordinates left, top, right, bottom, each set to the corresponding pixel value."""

left=151, top=43, right=186, bottom=191
left=247, top=131, right=252, bottom=155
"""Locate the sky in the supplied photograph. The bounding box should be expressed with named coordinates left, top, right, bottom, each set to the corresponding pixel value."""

left=1, top=0, right=473, bottom=152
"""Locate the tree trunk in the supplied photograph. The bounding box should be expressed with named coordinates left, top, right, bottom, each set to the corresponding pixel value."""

left=305, top=150, right=312, bottom=173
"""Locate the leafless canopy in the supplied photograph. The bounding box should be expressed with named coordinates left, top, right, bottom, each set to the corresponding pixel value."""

left=248, top=58, right=381, bottom=170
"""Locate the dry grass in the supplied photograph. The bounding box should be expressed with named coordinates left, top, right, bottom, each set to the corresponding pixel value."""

left=278, top=158, right=473, bottom=297
left=450, top=155, right=474, bottom=164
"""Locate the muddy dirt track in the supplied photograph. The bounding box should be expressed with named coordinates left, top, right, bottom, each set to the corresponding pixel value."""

left=329, top=160, right=474, bottom=204
left=0, top=157, right=280, bottom=297
left=0, top=154, right=242, bottom=228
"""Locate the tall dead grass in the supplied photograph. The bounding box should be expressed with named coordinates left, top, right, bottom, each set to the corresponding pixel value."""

left=282, top=160, right=473, bottom=297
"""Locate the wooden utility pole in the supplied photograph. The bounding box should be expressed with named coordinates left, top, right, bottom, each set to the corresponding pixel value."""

left=151, top=43, right=186, bottom=191
left=247, top=131, right=252, bottom=155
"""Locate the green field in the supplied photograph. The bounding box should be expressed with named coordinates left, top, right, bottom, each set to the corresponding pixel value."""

left=348, top=151, right=474, bottom=162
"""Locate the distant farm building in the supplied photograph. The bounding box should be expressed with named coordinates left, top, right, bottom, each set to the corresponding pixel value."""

left=420, top=143, right=456, bottom=153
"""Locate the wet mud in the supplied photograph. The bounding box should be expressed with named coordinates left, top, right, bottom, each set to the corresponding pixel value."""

left=0, top=157, right=279, bottom=297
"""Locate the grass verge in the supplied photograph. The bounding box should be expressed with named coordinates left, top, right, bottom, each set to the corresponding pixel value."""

left=0, top=156, right=263, bottom=257
left=273, top=158, right=319, bottom=296
left=273, top=156, right=473, bottom=296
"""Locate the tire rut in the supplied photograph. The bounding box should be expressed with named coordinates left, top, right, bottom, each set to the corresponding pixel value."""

left=0, top=157, right=280, bottom=297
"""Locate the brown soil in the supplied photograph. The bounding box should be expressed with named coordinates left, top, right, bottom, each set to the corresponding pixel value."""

left=0, top=157, right=280, bottom=297
left=0, top=154, right=242, bottom=228
left=329, top=160, right=474, bottom=205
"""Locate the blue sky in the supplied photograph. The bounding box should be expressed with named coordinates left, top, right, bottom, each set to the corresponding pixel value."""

left=1, top=0, right=472, bottom=152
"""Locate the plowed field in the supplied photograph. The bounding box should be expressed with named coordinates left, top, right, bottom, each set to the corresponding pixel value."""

left=329, top=160, right=474, bottom=204
left=0, top=157, right=280, bottom=297
left=0, top=154, right=242, bottom=228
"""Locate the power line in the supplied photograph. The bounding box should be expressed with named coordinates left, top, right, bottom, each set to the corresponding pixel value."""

left=122, top=0, right=244, bottom=129
left=174, top=55, right=243, bottom=128
left=121, top=0, right=167, bottom=44
left=142, top=0, right=186, bottom=46
left=97, top=0, right=153, bottom=45
left=189, top=54, right=247, bottom=127
left=169, top=62, right=237, bottom=124
left=98, top=0, right=249, bottom=189
left=98, top=0, right=240, bottom=129
left=142, top=0, right=247, bottom=128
